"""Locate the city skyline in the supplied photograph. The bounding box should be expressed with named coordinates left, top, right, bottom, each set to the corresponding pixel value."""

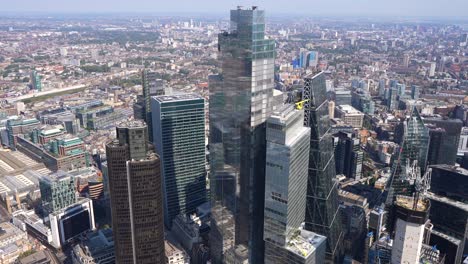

left=1, top=0, right=468, bottom=18
left=0, top=2, right=467, bottom=264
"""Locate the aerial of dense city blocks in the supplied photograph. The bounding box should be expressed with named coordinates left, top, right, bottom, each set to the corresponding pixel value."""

left=0, top=1, right=467, bottom=264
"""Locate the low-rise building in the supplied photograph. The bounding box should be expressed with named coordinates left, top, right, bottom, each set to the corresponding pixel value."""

left=72, top=229, right=115, bottom=264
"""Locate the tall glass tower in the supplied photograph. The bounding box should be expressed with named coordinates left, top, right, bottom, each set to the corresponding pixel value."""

left=302, top=72, right=344, bottom=263
left=387, top=107, right=430, bottom=204
left=151, top=94, right=207, bottom=228
left=209, top=6, right=275, bottom=263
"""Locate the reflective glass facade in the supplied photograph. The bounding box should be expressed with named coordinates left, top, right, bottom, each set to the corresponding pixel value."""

left=302, top=72, right=344, bottom=263
left=209, top=7, right=275, bottom=263
left=151, top=94, right=207, bottom=227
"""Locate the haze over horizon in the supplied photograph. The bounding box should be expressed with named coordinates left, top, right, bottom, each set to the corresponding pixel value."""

left=2, top=0, right=468, bottom=18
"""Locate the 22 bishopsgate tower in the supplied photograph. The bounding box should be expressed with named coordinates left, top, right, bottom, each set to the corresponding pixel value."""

left=209, top=6, right=276, bottom=263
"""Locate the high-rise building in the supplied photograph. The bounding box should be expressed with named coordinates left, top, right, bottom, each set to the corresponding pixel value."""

left=411, top=85, right=420, bottom=100
left=106, top=120, right=165, bottom=263
left=333, top=131, right=363, bottom=180
left=424, top=117, right=462, bottom=166
left=263, top=105, right=323, bottom=263
left=378, top=79, right=386, bottom=97
left=429, top=62, right=436, bottom=77
left=31, top=70, right=42, bottom=91
left=302, top=72, right=344, bottom=263
left=151, top=94, right=207, bottom=227
left=401, top=108, right=430, bottom=171
left=429, top=164, right=468, bottom=201
left=387, top=87, right=398, bottom=111
left=134, top=70, right=167, bottom=141
left=391, top=195, right=430, bottom=264
left=389, top=107, right=430, bottom=201
left=209, top=6, right=275, bottom=263
left=334, top=88, right=352, bottom=106
left=403, top=54, right=410, bottom=68
left=334, top=105, right=364, bottom=128
left=39, top=171, right=76, bottom=216
left=427, top=192, right=468, bottom=264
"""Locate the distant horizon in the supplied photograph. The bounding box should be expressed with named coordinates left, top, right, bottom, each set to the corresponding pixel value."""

left=0, top=11, right=467, bottom=24
left=1, top=0, right=468, bottom=20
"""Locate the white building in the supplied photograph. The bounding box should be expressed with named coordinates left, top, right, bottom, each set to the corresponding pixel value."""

left=391, top=196, right=429, bottom=264
left=165, top=240, right=190, bottom=264
left=50, top=198, right=95, bottom=249
left=458, top=127, right=468, bottom=156
left=335, top=105, right=364, bottom=128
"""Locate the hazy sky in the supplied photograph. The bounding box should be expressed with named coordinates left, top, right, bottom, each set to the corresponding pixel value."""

left=2, top=0, right=468, bottom=17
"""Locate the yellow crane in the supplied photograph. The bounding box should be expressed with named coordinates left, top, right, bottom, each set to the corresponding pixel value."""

left=295, top=99, right=309, bottom=110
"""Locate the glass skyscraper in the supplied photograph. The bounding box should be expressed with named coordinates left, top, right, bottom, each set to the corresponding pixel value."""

left=151, top=94, right=207, bottom=228
left=302, top=72, right=344, bottom=263
left=209, top=6, right=275, bottom=263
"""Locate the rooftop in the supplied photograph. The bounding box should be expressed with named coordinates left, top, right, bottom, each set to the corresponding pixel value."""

left=395, top=195, right=429, bottom=212
left=429, top=164, right=468, bottom=176
left=152, top=93, right=202, bottom=103
left=40, top=170, right=72, bottom=183
left=426, top=192, right=468, bottom=211
left=286, top=228, right=326, bottom=259
left=40, top=128, right=63, bottom=136
left=116, top=119, right=146, bottom=129
left=336, top=104, right=363, bottom=115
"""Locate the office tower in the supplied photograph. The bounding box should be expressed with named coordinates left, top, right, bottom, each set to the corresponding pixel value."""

left=378, top=79, right=386, bottom=97
left=299, top=48, right=309, bottom=68
left=49, top=198, right=95, bottom=249
left=391, top=195, right=430, bottom=264
left=302, top=72, right=344, bottom=263
left=309, top=51, right=319, bottom=68
left=328, top=100, right=335, bottom=118
left=263, top=105, right=325, bottom=264
left=368, top=207, right=386, bottom=240
left=427, top=192, right=468, bottom=264
left=6, top=117, right=41, bottom=150
left=411, top=85, right=420, bottom=100
left=389, top=107, right=430, bottom=203
left=361, top=97, right=375, bottom=115
left=39, top=171, right=76, bottom=216
left=396, top=83, right=406, bottom=96
left=106, top=120, right=165, bottom=263
left=209, top=6, right=275, bottom=263
left=403, top=54, right=410, bottom=68
left=459, top=127, right=468, bottom=155
left=424, top=117, right=462, bottom=166
left=31, top=70, right=42, bottom=91
left=334, top=88, right=352, bottom=106
left=429, top=62, right=436, bottom=77
left=151, top=94, right=207, bottom=227
left=401, top=107, right=430, bottom=171
left=333, top=131, right=363, bottom=180
left=334, top=105, right=364, bottom=128
left=137, top=70, right=166, bottom=141
left=429, top=164, right=468, bottom=201
left=387, top=87, right=398, bottom=111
